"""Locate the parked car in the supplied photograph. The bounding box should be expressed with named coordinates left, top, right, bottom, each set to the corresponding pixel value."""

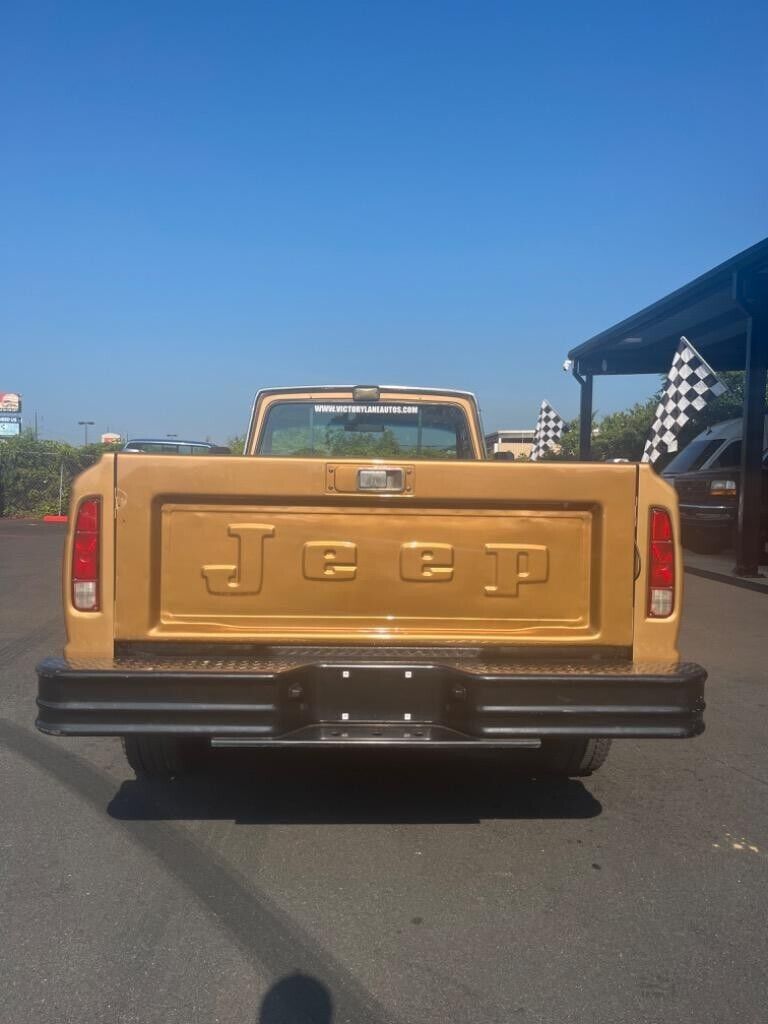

left=122, top=438, right=231, bottom=455
left=663, top=417, right=768, bottom=554
left=662, top=416, right=768, bottom=482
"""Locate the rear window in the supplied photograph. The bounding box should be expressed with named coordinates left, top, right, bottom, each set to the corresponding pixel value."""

left=663, top=438, right=722, bottom=474
left=257, top=402, right=475, bottom=459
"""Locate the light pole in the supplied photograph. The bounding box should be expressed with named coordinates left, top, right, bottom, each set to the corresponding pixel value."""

left=78, top=420, right=95, bottom=445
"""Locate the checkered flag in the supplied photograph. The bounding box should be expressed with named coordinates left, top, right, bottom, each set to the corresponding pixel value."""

left=530, top=400, right=566, bottom=461
left=642, top=337, right=726, bottom=464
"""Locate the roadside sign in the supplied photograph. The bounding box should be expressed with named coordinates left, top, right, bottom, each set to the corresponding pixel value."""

left=0, top=392, right=21, bottom=413
left=0, top=414, right=22, bottom=438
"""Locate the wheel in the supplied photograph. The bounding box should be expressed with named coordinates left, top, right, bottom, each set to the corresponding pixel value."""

left=534, top=737, right=612, bottom=777
left=682, top=527, right=728, bottom=554
left=122, top=735, right=208, bottom=780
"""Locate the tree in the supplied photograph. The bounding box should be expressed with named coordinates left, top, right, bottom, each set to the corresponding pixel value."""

left=551, top=396, right=660, bottom=462
left=547, top=371, right=765, bottom=466
left=0, top=433, right=114, bottom=517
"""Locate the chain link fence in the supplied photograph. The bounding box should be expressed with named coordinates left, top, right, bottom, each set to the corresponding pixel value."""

left=0, top=436, right=113, bottom=518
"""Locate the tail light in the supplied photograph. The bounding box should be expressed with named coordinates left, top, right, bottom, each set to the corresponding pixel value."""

left=648, top=507, right=674, bottom=617
left=72, top=497, right=100, bottom=611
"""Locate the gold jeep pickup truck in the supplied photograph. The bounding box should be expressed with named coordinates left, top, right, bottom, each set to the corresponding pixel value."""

left=36, top=385, right=706, bottom=779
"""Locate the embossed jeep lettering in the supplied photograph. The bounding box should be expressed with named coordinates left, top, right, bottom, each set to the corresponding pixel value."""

left=202, top=526, right=549, bottom=595
left=201, top=523, right=274, bottom=594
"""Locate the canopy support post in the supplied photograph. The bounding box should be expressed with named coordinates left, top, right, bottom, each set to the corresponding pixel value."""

left=734, top=272, right=768, bottom=577
left=572, top=367, right=593, bottom=460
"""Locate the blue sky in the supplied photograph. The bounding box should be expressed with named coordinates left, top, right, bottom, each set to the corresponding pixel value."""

left=2, top=1, right=767, bottom=443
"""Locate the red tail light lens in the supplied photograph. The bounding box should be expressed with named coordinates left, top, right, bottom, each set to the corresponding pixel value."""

left=650, top=508, right=672, bottom=541
left=72, top=497, right=100, bottom=611
left=648, top=507, right=674, bottom=617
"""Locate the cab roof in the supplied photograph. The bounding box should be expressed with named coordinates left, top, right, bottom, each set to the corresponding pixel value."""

left=688, top=415, right=768, bottom=445
left=124, top=438, right=214, bottom=447
left=252, top=384, right=479, bottom=401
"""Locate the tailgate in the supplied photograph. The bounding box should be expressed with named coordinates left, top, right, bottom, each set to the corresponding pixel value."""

left=114, top=457, right=637, bottom=647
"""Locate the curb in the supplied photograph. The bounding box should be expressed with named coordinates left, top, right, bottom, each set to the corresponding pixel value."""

left=42, top=515, right=68, bottom=523
left=685, top=565, right=768, bottom=595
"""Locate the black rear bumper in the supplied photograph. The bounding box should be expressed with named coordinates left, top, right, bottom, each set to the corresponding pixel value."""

left=679, top=504, right=735, bottom=527
left=36, top=650, right=707, bottom=746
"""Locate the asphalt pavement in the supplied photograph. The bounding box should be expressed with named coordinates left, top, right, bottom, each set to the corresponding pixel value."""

left=1, top=518, right=766, bottom=1024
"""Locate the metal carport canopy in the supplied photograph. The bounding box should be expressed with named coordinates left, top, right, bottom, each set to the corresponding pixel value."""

left=568, top=236, right=768, bottom=376
left=566, top=236, right=768, bottom=577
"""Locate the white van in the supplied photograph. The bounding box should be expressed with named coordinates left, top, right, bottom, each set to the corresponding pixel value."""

left=662, top=415, right=768, bottom=481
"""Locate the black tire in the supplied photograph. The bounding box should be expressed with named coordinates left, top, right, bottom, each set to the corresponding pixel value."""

left=683, top=527, right=728, bottom=555
left=535, top=737, right=612, bottom=777
left=122, top=735, right=207, bottom=780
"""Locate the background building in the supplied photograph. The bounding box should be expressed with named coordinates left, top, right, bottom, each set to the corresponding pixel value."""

left=485, top=429, right=535, bottom=459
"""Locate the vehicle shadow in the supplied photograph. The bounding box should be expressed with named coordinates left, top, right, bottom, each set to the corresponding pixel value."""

left=107, top=748, right=602, bottom=824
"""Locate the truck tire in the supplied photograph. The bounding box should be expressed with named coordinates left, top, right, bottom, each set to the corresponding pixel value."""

left=536, top=737, right=612, bottom=777
left=683, top=527, right=728, bottom=554
left=122, top=736, right=207, bottom=780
